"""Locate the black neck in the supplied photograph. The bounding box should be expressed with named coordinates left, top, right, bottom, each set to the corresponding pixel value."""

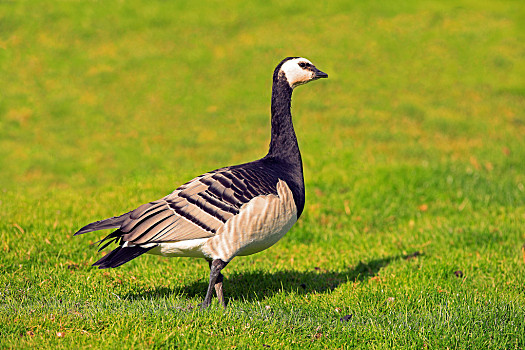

left=263, top=70, right=305, bottom=218
left=266, top=78, right=301, bottom=163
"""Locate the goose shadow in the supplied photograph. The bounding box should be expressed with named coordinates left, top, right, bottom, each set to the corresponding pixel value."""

left=121, top=252, right=422, bottom=303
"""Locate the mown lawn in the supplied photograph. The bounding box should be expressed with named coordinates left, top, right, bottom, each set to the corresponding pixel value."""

left=1, top=0, right=524, bottom=348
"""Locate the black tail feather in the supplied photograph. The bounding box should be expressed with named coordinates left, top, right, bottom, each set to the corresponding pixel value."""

left=92, top=246, right=122, bottom=267
left=93, top=245, right=155, bottom=269
left=96, top=236, right=120, bottom=252
left=75, top=212, right=130, bottom=236
left=94, top=229, right=124, bottom=252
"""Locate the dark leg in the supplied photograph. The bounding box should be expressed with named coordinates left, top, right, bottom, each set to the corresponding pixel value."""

left=201, top=259, right=228, bottom=309
left=206, top=260, right=227, bottom=308
left=214, top=270, right=226, bottom=309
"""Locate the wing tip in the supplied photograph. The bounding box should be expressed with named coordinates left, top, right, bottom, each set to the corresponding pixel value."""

left=74, top=213, right=130, bottom=236
left=74, top=228, right=88, bottom=236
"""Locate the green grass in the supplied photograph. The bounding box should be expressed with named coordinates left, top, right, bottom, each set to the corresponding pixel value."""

left=1, top=0, right=525, bottom=348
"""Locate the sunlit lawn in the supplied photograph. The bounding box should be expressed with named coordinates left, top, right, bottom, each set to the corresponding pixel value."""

left=1, top=0, right=524, bottom=348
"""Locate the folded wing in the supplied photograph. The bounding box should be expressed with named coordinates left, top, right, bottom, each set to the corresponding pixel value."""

left=83, top=165, right=279, bottom=250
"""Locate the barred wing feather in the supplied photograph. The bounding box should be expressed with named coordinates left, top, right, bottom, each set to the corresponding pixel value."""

left=110, top=167, right=278, bottom=246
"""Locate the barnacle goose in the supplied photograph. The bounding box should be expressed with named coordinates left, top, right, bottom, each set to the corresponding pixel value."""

left=75, top=57, right=328, bottom=308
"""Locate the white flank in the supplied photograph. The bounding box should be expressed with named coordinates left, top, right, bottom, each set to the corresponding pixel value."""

left=280, top=57, right=314, bottom=88
left=122, top=241, right=156, bottom=248
left=149, top=238, right=209, bottom=258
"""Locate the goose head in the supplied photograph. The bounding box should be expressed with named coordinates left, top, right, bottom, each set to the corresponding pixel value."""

left=277, top=57, right=328, bottom=89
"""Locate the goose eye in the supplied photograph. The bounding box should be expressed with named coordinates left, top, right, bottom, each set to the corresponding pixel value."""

left=298, top=62, right=307, bottom=68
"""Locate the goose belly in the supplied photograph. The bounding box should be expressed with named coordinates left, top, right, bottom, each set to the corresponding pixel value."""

left=148, top=238, right=210, bottom=258
left=204, top=180, right=297, bottom=262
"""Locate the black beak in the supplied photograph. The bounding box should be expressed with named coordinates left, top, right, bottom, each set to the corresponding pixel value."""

left=313, top=67, right=328, bottom=79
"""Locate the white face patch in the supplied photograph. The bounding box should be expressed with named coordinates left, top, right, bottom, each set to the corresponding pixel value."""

left=280, top=57, right=315, bottom=88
